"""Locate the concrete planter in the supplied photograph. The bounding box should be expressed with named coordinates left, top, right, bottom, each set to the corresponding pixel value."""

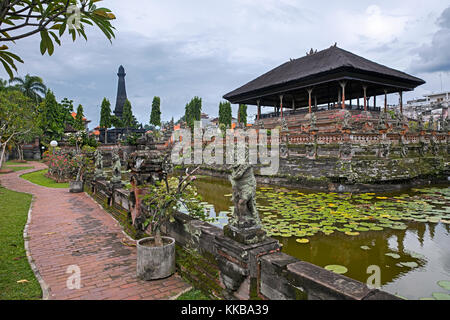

left=69, top=181, right=84, bottom=193
left=137, top=236, right=175, bottom=280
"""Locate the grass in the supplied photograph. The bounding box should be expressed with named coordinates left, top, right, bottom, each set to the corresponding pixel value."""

left=0, top=186, right=42, bottom=300
left=20, top=169, right=69, bottom=188
left=4, top=166, right=33, bottom=172
left=5, top=160, right=28, bottom=165
left=176, top=288, right=211, bottom=300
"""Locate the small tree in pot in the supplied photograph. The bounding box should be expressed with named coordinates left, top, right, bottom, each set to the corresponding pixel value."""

left=135, top=166, right=212, bottom=280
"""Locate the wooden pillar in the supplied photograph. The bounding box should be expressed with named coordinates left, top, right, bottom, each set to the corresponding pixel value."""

left=399, top=91, right=403, bottom=114
left=363, top=86, right=368, bottom=112
left=314, top=95, right=317, bottom=111
left=257, top=99, right=261, bottom=121
left=384, top=90, right=387, bottom=113
left=307, top=88, right=313, bottom=113
left=339, top=81, right=347, bottom=109
left=357, top=97, right=360, bottom=109
left=280, top=95, right=284, bottom=118
left=292, top=97, right=296, bottom=111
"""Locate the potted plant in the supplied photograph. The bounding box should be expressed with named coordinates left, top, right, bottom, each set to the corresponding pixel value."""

left=69, top=152, right=94, bottom=193
left=135, top=166, right=210, bottom=280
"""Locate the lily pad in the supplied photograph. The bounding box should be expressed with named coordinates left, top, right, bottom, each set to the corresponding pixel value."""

left=324, top=264, right=348, bottom=275
left=360, top=246, right=371, bottom=251
left=437, top=280, right=450, bottom=291
left=399, top=262, right=419, bottom=268
left=296, top=238, right=309, bottom=244
left=431, top=292, right=450, bottom=300
left=385, top=253, right=401, bottom=259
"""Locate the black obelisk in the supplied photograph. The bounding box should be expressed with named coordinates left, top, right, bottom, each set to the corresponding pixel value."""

left=114, top=65, right=127, bottom=119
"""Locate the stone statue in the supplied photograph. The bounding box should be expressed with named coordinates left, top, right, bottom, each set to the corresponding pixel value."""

left=281, top=117, right=289, bottom=132
left=110, top=149, right=122, bottom=185
left=224, top=151, right=265, bottom=244
left=428, top=116, right=435, bottom=131
left=417, top=114, right=424, bottom=131
left=310, top=112, right=317, bottom=130
left=342, top=110, right=351, bottom=129
left=94, top=149, right=104, bottom=180
left=378, top=111, right=387, bottom=129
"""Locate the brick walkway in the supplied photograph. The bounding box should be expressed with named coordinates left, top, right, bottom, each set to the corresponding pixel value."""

left=0, top=162, right=191, bottom=300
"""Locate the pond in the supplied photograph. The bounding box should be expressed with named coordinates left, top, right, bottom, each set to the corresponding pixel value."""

left=192, top=176, right=450, bottom=300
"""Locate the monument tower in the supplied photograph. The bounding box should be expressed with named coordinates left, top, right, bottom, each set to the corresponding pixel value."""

left=114, top=65, right=127, bottom=119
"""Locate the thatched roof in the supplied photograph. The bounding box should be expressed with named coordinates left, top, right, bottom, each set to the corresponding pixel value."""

left=223, top=46, right=425, bottom=106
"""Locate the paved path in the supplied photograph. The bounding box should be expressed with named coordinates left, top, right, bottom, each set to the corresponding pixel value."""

left=0, top=162, right=191, bottom=300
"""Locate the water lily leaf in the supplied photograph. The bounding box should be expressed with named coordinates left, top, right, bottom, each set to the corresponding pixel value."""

left=360, top=245, right=371, bottom=251
left=345, top=231, right=360, bottom=236
left=432, top=292, right=450, bottom=300
left=399, top=262, right=418, bottom=268
left=385, top=253, right=400, bottom=259
left=324, top=265, right=348, bottom=274
left=296, top=238, right=309, bottom=244
left=437, top=280, right=450, bottom=291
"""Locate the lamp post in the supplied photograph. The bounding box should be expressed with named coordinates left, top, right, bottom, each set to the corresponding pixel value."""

left=50, top=140, right=58, bottom=155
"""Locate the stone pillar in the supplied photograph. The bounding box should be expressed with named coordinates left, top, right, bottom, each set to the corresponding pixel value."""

left=218, top=163, right=280, bottom=299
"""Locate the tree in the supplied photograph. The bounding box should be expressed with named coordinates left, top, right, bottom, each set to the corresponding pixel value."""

left=219, top=101, right=232, bottom=128
left=38, top=90, right=65, bottom=143
left=150, top=96, right=161, bottom=127
left=60, top=97, right=75, bottom=126
left=238, top=104, right=248, bottom=126
left=0, top=1, right=116, bottom=78
left=122, top=99, right=137, bottom=128
left=99, top=98, right=112, bottom=129
left=185, top=97, right=202, bottom=130
left=9, top=74, right=46, bottom=103
left=0, top=90, right=37, bottom=168
left=74, top=104, right=85, bottom=131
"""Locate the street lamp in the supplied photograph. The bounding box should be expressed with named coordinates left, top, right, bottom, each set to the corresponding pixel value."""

left=50, top=140, right=58, bottom=155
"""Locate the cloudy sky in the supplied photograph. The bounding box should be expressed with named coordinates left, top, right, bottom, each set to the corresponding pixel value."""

left=3, top=0, right=450, bottom=129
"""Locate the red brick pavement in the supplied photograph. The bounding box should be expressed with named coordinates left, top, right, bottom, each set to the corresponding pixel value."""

left=0, top=162, right=191, bottom=300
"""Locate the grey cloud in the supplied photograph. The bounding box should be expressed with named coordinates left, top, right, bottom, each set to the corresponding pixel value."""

left=410, top=6, right=450, bottom=73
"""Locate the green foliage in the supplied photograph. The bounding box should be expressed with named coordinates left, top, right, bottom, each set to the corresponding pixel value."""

left=73, top=104, right=85, bottom=131
left=218, top=101, right=232, bottom=127
left=0, top=1, right=116, bottom=77
left=185, top=97, right=202, bottom=130
left=38, top=90, right=65, bottom=143
left=0, top=90, right=38, bottom=167
left=238, top=104, right=248, bottom=126
left=121, top=99, right=138, bottom=128
left=140, top=168, right=211, bottom=245
left=60, top=97, right=75, bottom=126
left=122, top=132, right=143, bottom=146
left=150, top=96, right=161, bottom=127
left=9, top=74, right=46, bottom=103
left=99, top=98, right=112, bottom=129
left=67, top=131, right=98, bottom=150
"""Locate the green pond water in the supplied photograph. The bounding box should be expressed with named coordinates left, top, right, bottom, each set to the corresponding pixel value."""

left=192, top=176, right=450, bottom=300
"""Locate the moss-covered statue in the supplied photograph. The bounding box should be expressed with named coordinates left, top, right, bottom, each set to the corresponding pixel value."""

left=110, top=149, right=122, bottom=186
left=94, top=149, right=104, bottom=180
left=224, top=148, right=266, bottom=244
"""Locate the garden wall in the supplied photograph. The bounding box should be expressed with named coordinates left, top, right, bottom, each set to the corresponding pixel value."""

left=85, top=179, right=400, bottom=300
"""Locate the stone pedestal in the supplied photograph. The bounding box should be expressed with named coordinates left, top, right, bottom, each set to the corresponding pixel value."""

left=214, top=234, right=280, bottom=300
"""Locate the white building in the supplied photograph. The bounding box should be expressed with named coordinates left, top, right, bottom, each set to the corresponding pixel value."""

left=402, top=91, right=449, bottom=120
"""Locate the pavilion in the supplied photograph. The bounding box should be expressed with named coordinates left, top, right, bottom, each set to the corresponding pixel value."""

left=223, top=45, right=425, bottom=121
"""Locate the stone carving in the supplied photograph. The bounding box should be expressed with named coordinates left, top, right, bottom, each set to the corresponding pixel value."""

left=342, top=110, right=351, bottom=129
left=224, top=154, right=266, bottom=244
left=94, top=149, right=104, bottom=180
left=310, top=112, right=317, bottom=131
left=379, top=143, right=391, bottom=158
left=110, top=148, right=122, bottom=186
left=281, top=117, right=289, bottom=132
left=442, top=115, right=449, bottom=132
left=417, top=114, right=424, bottom=131
left=339, top=142, right=352, bottom=159
left=378, top=111, right=387, bottom=130
left=428, top=116, right=435, bottom=131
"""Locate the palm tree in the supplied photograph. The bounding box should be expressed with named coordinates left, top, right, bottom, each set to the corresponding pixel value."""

left=9, top=74, right=46, bottom=103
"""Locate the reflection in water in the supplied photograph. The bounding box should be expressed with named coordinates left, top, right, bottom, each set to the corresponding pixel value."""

left=193, top=176, right=450, bottom=299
